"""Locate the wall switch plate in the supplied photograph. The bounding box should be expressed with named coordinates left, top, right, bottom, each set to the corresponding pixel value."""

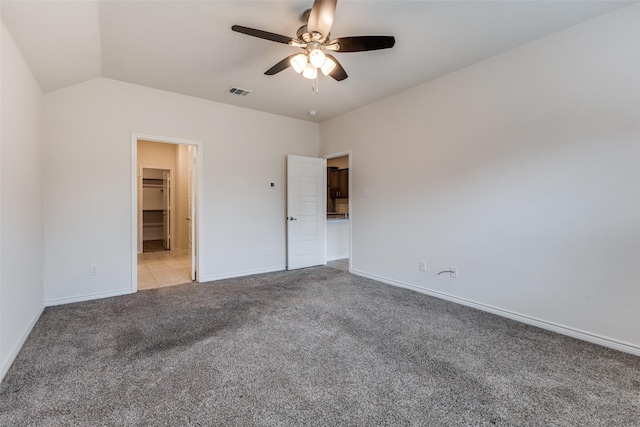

left=450, top=266, right=458, bottom=279
left=419, top=260, right=427, bottom=272
left=90, top=264, right=99, bottom=276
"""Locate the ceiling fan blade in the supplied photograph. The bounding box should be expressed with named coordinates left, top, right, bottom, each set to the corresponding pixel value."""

left=307, top=0, right=337, bottom=41
left=330, top=36, right=395, bottom=53
left=264, top=55, right=297, bottom=75
left=231, top=25, right=294, bottom=44
left=325, top=54, right=347, bottom=81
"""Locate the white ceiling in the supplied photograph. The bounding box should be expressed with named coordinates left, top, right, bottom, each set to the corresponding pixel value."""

left=1, top=1, right=634, bottom=122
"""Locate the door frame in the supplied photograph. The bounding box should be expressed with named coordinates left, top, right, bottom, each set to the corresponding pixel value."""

left=131, top=133, right=204, bottom=292
left=324, top=150, right=352, bottom=272
left=138, top=166, right=174, bottom=252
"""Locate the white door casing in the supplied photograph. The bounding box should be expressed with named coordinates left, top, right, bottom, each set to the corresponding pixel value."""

left=287, top=155, right=326, bottom=270
left=131, top=133, right=204, bottom=293
left=188, top=145, right=197, bottom=281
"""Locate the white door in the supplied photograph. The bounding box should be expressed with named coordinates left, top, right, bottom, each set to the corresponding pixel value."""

left=188, top=146, right=197, bottom=281
left=287, top=155, right=326, bottom=270
left=162, top=170, right=171, bottom=249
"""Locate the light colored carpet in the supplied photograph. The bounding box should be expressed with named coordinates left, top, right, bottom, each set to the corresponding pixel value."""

left=1, top=266, right=638, bottom=425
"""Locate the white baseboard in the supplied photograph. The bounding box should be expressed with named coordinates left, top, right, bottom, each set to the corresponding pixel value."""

left=45, top=288, right=135, bottom=307
left=0, top=304, right=45, bottom=383
left=351, top=269, right=640, bottom=357
left=199, top=265, right=286, bottom=283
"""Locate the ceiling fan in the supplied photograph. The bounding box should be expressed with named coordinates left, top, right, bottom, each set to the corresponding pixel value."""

left=231, top=0, right=395, bottom=86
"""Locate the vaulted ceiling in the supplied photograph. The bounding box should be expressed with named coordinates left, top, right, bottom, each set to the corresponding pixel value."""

left=1, top=1, right=634, bottom=122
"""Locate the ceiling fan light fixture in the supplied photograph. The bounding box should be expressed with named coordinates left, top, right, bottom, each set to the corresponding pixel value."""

left=320, top=57, right=337, bottom=76
left=232, top=0, right=396, bottom=88
left=308, top=48, right=326, bottom=68
left=302, top=63, right=318, bottom=79
left=290, top=53, right=307, bottom=73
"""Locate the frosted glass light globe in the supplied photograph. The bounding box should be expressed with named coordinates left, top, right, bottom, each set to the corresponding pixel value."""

left=302, top=63, right=318, bottom=79
left=290, top=54, right=307, bottom=73
left=308, top=49, right=326, bottom=68
left=321, top=57, right=336, bottom=76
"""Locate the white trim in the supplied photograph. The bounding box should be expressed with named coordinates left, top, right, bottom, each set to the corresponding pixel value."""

left=0, top=304, right=45, bottom=382
left=139, top=165, right=174, bottom=251
left=324, top=150, right=353, bottom=272
left=45, top=289, right=134, bottom=307
left=199, top=265, right=286, bottom=283
left=131, top=137, right=138, bottom=290
left=351, top=269, right=640, bottom=357
left=131, top=133, right=204, bottom=293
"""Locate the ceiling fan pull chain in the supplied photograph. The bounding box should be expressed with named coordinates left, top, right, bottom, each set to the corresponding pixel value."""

left=313, top=75, right=319, bottom=94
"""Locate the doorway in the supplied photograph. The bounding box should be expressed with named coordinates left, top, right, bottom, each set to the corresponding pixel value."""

left=131, top=134, right=202, bottom=292
left=325, top=151, right=351, bottom=272
left=141, top=168, right=171, bottom=252
left=285, top=152, right=352, bottom=271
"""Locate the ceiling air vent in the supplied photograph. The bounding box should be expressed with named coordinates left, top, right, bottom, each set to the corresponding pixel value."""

left=228, top=87, right=251, bottom=96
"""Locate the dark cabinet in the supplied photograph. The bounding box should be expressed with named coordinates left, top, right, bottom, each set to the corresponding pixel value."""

left=338, top=169, right=348, bottom=198
left=329, top=168, right=348, bottom=198
left=329, top=169, right=339, bottom=198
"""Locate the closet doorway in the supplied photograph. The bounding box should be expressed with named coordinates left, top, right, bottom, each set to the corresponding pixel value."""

left=325, top=151, right=351, bottom=272
left=132, top=135, right=202, bottom=291
left=141, top=168, right=171, bottom=252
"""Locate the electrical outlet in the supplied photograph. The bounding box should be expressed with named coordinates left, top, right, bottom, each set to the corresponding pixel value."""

left=90, top=264, right=99, bottom=276
left=450, top=266, right=458, bottom=279
left=419, top=260, right=427, bottom=272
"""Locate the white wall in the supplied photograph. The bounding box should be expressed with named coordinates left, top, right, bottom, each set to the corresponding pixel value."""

left=0, top=21, right=45, bottom=379
left=327, top=156, right=348, bottom=169
left=320, top=5, right=640, bottom=352
left=44, top=78, right=318, bottom=304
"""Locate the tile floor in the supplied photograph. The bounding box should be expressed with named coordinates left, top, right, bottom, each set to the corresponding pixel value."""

left=138, top=248, right=193, bottom=290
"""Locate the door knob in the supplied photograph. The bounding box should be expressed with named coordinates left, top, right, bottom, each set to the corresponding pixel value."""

left=288, top=217, right=298, bottom=221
